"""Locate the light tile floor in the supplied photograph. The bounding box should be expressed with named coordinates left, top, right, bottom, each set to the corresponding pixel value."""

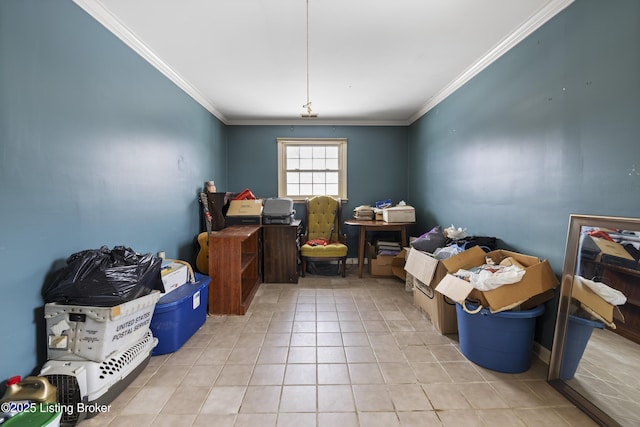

left=78, top=269, right=599, bottom=426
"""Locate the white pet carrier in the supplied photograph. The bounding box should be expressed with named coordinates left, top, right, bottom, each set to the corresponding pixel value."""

left=40, top=331, right=156, bottom=426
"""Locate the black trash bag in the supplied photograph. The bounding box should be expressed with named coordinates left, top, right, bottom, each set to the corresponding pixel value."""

left=42, top=245, right=164, bottom=307
left=456, top=236, right=498, bottom=252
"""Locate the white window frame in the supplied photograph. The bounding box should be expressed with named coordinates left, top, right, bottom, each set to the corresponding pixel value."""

left=277, top=138, right=348, bottom=202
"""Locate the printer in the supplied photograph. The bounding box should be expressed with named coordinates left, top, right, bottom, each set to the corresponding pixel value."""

left=262, top=198, right=295, bottom=225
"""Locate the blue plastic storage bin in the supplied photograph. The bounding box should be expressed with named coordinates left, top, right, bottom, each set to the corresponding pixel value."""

left=456, top=302, right=545, bottom=373
left=559, top=314, right=605, bottom=380
left=150, top=272, right=210, bottom=355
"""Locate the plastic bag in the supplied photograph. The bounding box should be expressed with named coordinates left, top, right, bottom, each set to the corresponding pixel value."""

left=456, top=236, right=497, bottom=251
left=42, top=246, right=164, bottom=307
left=434, top=244, right=464, bottom=260
left=444, top=224, right=467, bottom=240
left=454, top=264, right=526, bottom=291
left=576, top=275, right=627, bottom=306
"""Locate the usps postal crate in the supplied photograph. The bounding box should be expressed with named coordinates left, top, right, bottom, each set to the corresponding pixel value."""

left=45, top=290, right=161, bottom=362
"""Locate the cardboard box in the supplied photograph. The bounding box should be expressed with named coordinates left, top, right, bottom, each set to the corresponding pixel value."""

left=391, top=248, right=408, bottom=283
left=226, top=199, right=263, bottom=216
left=404, top=248, right=457, bottom=334
left=571, top=276, right=624, bottom=327
left=226, top=199, right=263, bottom=225
left=368, top=243, right=394, bottom=277
left=589, top=236, right=637, bottom=270
left=435, top=245, right=559, bottom=313
left=161, top=261, right=190, bottom=294
left=579, top=234, right=601, bottom=261
left=382, top=206, right=416, bottom=223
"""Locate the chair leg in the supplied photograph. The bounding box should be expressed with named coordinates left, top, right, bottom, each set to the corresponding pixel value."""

left=301, top=258, right=306, bottom=277
left=341, top=258, right=346, bottom=277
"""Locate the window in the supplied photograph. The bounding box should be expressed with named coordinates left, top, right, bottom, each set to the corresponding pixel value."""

left=277, top=138, right=347, bottom=201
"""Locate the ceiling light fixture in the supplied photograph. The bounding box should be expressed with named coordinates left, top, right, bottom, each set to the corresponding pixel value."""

left=301, top=0, right=317, bottom=118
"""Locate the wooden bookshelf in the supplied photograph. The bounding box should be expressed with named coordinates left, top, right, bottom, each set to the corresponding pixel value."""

left=208, top=225, right=261, bottom=315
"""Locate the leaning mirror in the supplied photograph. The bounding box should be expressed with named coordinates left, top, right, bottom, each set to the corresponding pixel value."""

left=549, top=214, right=640, bottom=426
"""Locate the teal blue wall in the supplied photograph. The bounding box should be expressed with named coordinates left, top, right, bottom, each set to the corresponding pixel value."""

left=408, top=0, right=640, bottom=348
left=226, top=125, right=409, bottom=252
left=0, top=0, right=227, bottom=382
left=2, top=0, right=639, bottom=383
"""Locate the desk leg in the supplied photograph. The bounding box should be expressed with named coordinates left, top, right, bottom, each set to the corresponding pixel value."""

left=358, top=227, right=366, bottom=278
left=401, top=226, right=407, bottom=247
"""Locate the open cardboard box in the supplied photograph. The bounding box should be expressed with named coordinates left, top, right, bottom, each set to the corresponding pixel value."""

left=404, top=248, right=457, bottom=334
left=570, top=275, right=624, bottom=328
left=435, top=245, right=559, bottom=313
left=391, top=248, right=408, bottom=282
left=589, top=236, right=637, bottom=270
left=226, top=199, right=263, bottom=216
left=367, top=243, right=395, bottom=277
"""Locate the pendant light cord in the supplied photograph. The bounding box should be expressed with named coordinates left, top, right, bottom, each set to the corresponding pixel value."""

left=305, top=0, right=312, bottom=115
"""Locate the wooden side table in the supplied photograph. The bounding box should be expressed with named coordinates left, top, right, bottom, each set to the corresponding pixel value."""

left=344, top=219, right=412, bottom=278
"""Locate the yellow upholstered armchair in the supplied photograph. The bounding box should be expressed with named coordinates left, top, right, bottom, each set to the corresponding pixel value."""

left=300, top=196, right=348, bottom=277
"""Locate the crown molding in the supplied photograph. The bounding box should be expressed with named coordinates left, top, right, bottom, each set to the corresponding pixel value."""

left=408, top=0, right=575, bottom=125
left=74, top=0, right=573, bottom=128
left=73, top=0, right=229, bottom=124
left=224, top=118, right=410, bottom=127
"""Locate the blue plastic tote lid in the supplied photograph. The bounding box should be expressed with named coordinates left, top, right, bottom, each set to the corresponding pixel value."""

left=155, top=274, right=210, bottom=311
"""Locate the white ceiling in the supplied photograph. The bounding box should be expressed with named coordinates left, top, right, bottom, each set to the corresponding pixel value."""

left=74, top=0, right=573, bottom=126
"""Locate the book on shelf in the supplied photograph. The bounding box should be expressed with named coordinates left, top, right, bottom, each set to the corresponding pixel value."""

left=376, top=240, right=401, bottom=252
left=376, top=240, right=401, bottom=247
left=377, top=249, right=401, bottom=256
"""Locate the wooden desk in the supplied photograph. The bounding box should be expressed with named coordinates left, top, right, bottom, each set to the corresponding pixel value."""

left=345, top=219, right=412, bottom=278
left=263, top=220, right=302, bottom=283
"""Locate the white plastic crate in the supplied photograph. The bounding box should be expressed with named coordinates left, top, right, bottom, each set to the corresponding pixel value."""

left=45, top=291, right=161, bottom=362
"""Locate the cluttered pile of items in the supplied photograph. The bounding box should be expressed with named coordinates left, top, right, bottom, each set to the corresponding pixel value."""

left=199, top=183, right=297, bottom=230
left=196, top=183, right=297, bottom=274
left=353, top=199, right=416, bottom=223
left=0, top=246, right=164, bottom=425
left=36, top=246, right=165, bottom=425
left=0, top=246, right=207, bottom=425
left=404, top=224, right=560, bottom=373
left=371, top=213, right=634, bottom=377
left=352, top=200, right=416, bottom=278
